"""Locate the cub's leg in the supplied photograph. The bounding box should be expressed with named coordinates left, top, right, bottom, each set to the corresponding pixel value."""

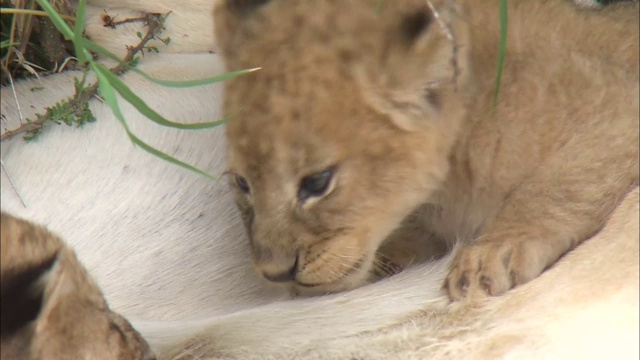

left=445, top=122, right=638, bottom=300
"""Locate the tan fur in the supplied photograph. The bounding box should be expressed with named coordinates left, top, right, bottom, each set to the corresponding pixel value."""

left=0, top=213, right=155, bottom=360
left=282, top=187, right=640, bottom=360
left=215, top=0, right=639, bottom=298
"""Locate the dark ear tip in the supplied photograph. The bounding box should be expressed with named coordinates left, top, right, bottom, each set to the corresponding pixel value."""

left=227, top=0, right=272, bottom=16
left=0, top=254, right=58, bottom=337
left=401, top=6, right=433, bottom=43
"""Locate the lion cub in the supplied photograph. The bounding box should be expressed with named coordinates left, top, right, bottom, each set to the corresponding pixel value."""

left=214, top=0, right=639, bottom=299
left=0, top=213, right=155, bottom=359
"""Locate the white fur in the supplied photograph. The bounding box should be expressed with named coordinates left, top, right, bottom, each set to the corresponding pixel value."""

left=1, top=1, right=638, bottom=359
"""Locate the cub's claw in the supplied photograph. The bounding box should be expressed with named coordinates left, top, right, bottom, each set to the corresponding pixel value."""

left=445, top=238, right=549, bottom=301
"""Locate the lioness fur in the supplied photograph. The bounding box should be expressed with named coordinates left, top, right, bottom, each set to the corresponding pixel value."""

left=216, top=0, right=639, bottom=298
left=0, top=212, right=155, bottom=359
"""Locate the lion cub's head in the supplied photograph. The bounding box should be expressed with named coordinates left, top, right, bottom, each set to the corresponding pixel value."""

left=0, top=212, right=155, bottom=360
left=215, top=0, right=472, bottom=294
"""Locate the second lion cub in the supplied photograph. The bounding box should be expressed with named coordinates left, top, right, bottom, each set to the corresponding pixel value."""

left=214, top=0, right=639, bottom=299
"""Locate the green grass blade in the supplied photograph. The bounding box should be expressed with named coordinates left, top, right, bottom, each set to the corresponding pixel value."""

left=0, top=39, right=17, bottom=49
left=126, top=133, right=216, bottom=180
left=493, top=0, right=508, bottom=107
left=93, top=63, right=131, bottom=132
left=92, top=62, right=216, bottom=179
left=72, top=0, right=89, bottom=64
left=375, top=0, right=384, bottom=14
left=79, top=37, right=143, bottom=64
left=96, top=63, right=231, bottom=130
left=79, top=38, right=260, bottom=87
left=34, top=0, right=73, bottom=39
left=135, top=66, right=261, bottom=88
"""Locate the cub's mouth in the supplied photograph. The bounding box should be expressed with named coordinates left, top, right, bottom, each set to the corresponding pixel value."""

left=294, top=254, right=368, bottom=288
left=283, top=251, right=383, bottom=297
left=289, top=217, right=450, bottom=296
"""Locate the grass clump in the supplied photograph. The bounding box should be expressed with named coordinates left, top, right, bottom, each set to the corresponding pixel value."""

left=1, top=0, right=258, bottom=179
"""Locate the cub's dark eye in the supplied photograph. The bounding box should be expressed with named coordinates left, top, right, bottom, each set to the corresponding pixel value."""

left=235, top=175, right=250, bottom=194
left=299, top=167, right=335, bottom=201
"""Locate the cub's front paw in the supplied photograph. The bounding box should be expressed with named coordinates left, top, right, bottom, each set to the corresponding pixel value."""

left=444, top=238, right=549, bottom=300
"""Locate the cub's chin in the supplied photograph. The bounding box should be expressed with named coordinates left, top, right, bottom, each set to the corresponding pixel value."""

left=291, top=221, right=450, bottom=297
left=291, top=258, right=376, bottom=297
left=291, top=247, right=440, bottom=297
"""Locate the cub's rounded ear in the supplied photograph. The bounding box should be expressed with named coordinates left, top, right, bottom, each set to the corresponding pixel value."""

left=356, top=0, right=471, bottom=131
left=213, top=0, right=272, bottom=57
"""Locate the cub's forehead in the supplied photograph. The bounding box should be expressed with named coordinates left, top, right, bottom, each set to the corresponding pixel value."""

left=226, top=114, right=340, bottom=181
left=219, top=0, right=427, bottom=178
left=223, top=64, right=362, bottom=178
left=218, top=0, right=382, bottom=65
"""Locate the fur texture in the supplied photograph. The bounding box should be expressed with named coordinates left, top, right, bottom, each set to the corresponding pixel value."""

left=154, top=187, right=640, bottom=359
left=0, top=1, right=638, bottom=359
left=217, top=0, right=639, bottom=299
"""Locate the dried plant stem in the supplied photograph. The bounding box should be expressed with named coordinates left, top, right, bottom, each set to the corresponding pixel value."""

left=0, top=13, right=164, bottom=142
left=1, top=159, right=27, bottom=207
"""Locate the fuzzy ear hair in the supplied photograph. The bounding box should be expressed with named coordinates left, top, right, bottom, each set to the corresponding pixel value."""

left=213, top=0, right=272, bottom=57
left=357, top=1, right=469, bottom=131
